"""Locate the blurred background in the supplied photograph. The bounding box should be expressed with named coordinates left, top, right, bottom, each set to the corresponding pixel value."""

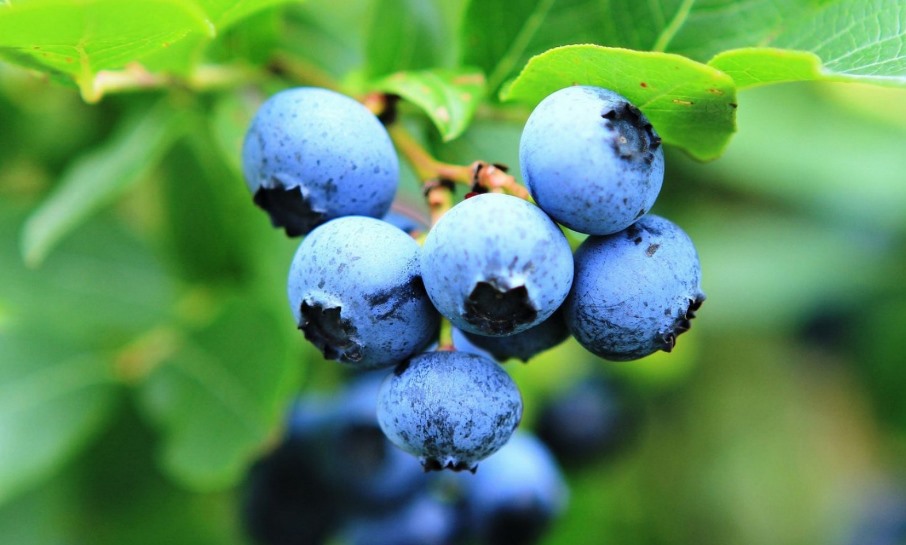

left=2, top=1, right=906, bottom=544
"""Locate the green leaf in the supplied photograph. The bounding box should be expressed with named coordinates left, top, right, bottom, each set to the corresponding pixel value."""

left=0, top=475, right=74, bottom=545
left=282, top=0, right=371, bottom=81
left=20, top=99, right=188, bottom=266
left=74, top=404, right=249, bottom=545
left=463, top=0, right=905, bottom=94
left=437, top=117, right=523, bottom=176
left=156, top=130, right=256, bottom=285
left=460, top=0, right=814, bottom=93
left=0, top=323, right=119, bottom=507
left=0, top=0, right=212, bottom=98
left=707, top=48, right=827, bottom=88
left=1, top=204, right=172, bottom=347
left=194, top=0, right=296, bottom=31
left=711, top=0, right=906, bottom=87
left=364, top=0, right=446, bottom=78
left=461, top=0, right=596, bottom=93
left=502, top=44, right=738, bottom=161
left=137, top=298, right=298, bottom=490
left=371, top=69, right=485, bottom=141
left=0, top=0, right=301, bottom=99
left=0, top=202, right=171, bottom=506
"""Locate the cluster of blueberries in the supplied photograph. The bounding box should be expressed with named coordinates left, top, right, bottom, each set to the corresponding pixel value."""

left=241, top=370, right=637, bottom=545
left=241, top=85, right=703, bottom=471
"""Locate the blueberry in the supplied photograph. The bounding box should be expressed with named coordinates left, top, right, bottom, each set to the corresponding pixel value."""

left=339, top=492, right=461, bottom=545
left=318, top=371, right=430, bottom=512
left=377, top=350, right=523, bottom=472
left=240, top=429, right=340, bottom=545
left=847, top=483, right=906, bottom=545
left=420, top=193, right=574, bottom=337
left=382, top=208, right=428, bottom=237
left=564, top=214, right=705, bottom=360
left=456, top=309, right=570, bottom=362
left=463, top=432, right=568, bottom=545
left=287, top=216, right=440, bottom=369
left=520, top=85, right=664, bottom=235
left=536, top=375, right=639, bottom=466
left=242, top=87, right=399, bottom=236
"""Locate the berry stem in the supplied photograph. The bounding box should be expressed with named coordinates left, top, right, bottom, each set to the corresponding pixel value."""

left=386, top=123, right=470, bottom=183
left=424, top=179, right=455, bottom=227
left=437, top=317, right=454, bottom=351
left=84, top=63, right=260, bottom=103
left=387, top=123, right=530, bottom=200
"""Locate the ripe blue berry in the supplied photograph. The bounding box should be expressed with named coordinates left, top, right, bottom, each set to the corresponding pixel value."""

left=420, top=193, right=573, bottom=337
left=339, top=492, right=461, bottom=545
left=240, top=409, right=340, bottom=545
left=520, top=85, right=664, bottom=235
left=456, top=309, right=570, bottom=362
left=564, top=214, right=705, bottom=360
left=287, top=216, right=439, bottom=369
left=463, top=432, right=568, bottom=545
left=377, top=351, right=523, bottom=472
left=536, top=375, right=639, bottom=466
left=319, top=372, right=430, bottom=512
left=242, top=87, right=399, bottom=236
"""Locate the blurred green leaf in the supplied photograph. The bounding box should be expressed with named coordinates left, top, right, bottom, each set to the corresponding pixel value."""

left=675, top=83, right=906, bottom=231
left=137, top=298, right=297, bottom=490
left=210, top=91, right=256, bottom=175
left=20, top=99, right=188, bottom=266
left=0, top=323, right=119, bottom=507
left=0, top=0, right=212, bottom=98
left=157, top=129, right=256, bottom=285
left=364, top=0, right=446, bottom=78
left=461, top=0, right=603, bottom=93
left=0, top=475, right=74, bottom=545
left=688, top=208, right=889, bottom=333
left=436, top=117, right=523, bottom=175
left=194, top=0, right=296, bottom=31
left=502, top=45, right=738, bottom=161
left=0, top=0, right=304, bottom=100
left=0, top=203, right=170, bottom=506
left=206, top=8, right=283, bottom=66
left=856, top=294, right=906, bottom=431
left=282, top=0, right=370, bottom=80
left=371, top=68, right=485, bottom=141
left=73, top=403, right=248, bottom=545
left=632, top=337, right=868, bottom=545
left=1, top=210, right=172, bottom=348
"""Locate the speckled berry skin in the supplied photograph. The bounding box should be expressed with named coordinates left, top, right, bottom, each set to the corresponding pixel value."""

left=520, top=85, right=664, bottom=235
left=242, top=87, right=398, bottom=236
left=564, top=214, right=705, bottom=361
left=287, top=216, right=439, bottom=369
left=377, top=351, right=523, bottom=472
left=420, top=193, right=573, bottom=337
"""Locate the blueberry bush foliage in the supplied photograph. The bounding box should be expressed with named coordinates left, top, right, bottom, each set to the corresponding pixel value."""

left=1, top=1, right=905, bottom=544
